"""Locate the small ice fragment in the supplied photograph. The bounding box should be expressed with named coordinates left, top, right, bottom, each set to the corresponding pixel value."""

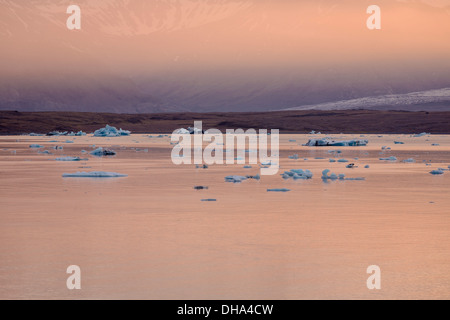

left=379, top=156, right=397, bottom=161
left=337, top=159, right=349, bottom=163
left=55, top=157, right=88, bottom=161
left=402, top=158, right=415, bottom=163
left=201, top=199, right=217, bottom=202
left=243, top=165, right=252, bottom=169
left=329, top=159, right=336, bottom=163
left=194, top=186, right=209, bottom=190
left=90, top=147, right=116, bottom=156
left=429, top=169, right=444, bottom=175
left=346, top=163, right=356, bottom=168
left=62, top=171, right=127, bottom=178
left=394, top=141, right=404, bottom=144
left=225, top=175, right=248, bottom=183
left=304, top=139, right=368, bottom=147
left=364, top=165, right=370, bottom=168
left=29, top=144, right=44, bottom=148
left=267, top=188, right=291, bottom=192
left=288, top=154, right=299, bottom=160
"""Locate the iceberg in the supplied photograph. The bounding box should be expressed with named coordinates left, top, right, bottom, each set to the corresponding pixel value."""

left=225, top=175, right=248, bottom=183
left=90, top=147, right=117, bottom=157
left=194, top=186, right=209, bottom=190
left=55, top=157, right=88, bottom=161
left=62, top=171, right=127, bottom=178
left=47, top=131, right=68, bottom=136
left=67, top=131, right=86, bottom=136
left=93, top=125, right=131, bottom=137
left=379, top=156, right=397, bottom=161
left=322, top=169, right=365, bottom=181
left=412, top=132, right=429, bottom=137
left=267, top=188, right=291, bottom=192
left=304, top=139, right=368, bottom=147
left=281, top=169, right=313, bottom=180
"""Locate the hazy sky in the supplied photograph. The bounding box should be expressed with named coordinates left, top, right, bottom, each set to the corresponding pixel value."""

left=1, top=0, right=449, bottom=112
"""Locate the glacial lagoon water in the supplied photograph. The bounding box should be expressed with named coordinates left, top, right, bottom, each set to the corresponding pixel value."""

left=0, top=134, right=449, bottom=299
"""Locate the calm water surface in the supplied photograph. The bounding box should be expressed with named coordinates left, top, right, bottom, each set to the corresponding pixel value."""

left=0, top=134, right=449, bottom=299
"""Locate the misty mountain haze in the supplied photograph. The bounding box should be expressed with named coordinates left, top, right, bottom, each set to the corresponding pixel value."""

left=0, top=0, right=450, bottom=113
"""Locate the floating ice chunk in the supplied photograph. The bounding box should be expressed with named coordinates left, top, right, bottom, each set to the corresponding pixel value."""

left=289, top=139, right=297, bottom=142
left=394, top=141, right=404, bottom=144
left=337, top=159, right=349, bottom=163
left=65, top=140, right=74, bottom=143
left=201, top=199, right=217, bottom=202
left=196, top=164, right=209, bottom=169
left=329, top=159, right=336, bottom=162
left=346, top=163, right=356, bottom=168
left=315, top=157, right=325, bottom=160
left=412, top=132, right=429, bottom=137
left=246, top=174, right=261, bottom=180
left=304, top=139, right=368, bottom=147
left=379, top=156, right=397, bottom=161
left=93, top=125, right=131, bottom=137
left=225, top=175, right=248, bottom=183
left=29, top=133, right=43, bottom=136
left=322, top=169, right=364, bottom=181
left=288, top=154, right=299, bottom=160
left=243, top=165, right=252, bottom=169
left=62, top=171, right=127, bottom=178
left=67, top=131, right=86, bottom=136
left=267, top=188, right=290, bottom=192
left=173, top=128, right=190, bottom=135
left=90, top=147, right=116, bottom=156
left=429, top=169, right=444, bottom=175
left=364, top=165, right=370, bottom=168
left=47, top=131, right=67, bottom=136
left=431, top=144, right=440, bottom=146
left=194, top=186, right=209, bottom=190
left=282, top=169, right=313, bottom=180
left=53, top=146, right=63, bottom=150
left=29, top=144, right=44, bottom=148
left=402, top=158, right=415, bottom=163
left=55, top=156, right=88, bottom=161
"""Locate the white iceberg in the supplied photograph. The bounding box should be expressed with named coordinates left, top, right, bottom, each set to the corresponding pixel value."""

left=90, top=147, right=116, bottom=156
left=379, top=156, right=397, bottom=161
left=281, top=169, right=313, bottom=180
left=55, top=157, right=88, bottom=161
left=93, top=125, right=131, bottom=137
left=267, top=188, right=291, bottom=192
left=225, top=175, right=248, bottom=183
left=62, top=171, right=127, bottom=178
left=304, top=139, right=368, bottom=147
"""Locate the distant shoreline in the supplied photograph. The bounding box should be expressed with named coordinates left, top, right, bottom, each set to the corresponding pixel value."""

left=2, top=110, right=450, bottom=135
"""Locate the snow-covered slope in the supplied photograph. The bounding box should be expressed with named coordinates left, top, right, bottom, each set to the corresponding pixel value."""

left=285, top=88, right=450, bottom=112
